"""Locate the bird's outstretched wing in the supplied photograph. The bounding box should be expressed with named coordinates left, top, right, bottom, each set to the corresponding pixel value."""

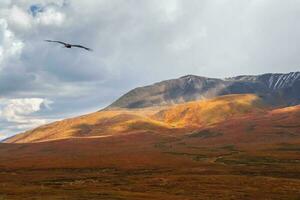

left=45, top=40, right=67, bottom=45
left=72, top=45, right=93, bottom=51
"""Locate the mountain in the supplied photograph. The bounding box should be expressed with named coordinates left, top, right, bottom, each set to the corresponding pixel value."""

left=1, top=74, right=300, bottom=199
left=108, top=72, right=300, bottom=109
left=5, top=70, right=300, bottom=144
left=1, top=100, right=300, bottom=199
left=4, top=94, right=265, bottom=143
left=1, top=104, right=300, bottom=168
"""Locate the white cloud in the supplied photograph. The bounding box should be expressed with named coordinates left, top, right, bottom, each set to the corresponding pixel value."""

left=2, top=98, right=45, bottom=118
left=8, top=5, right=32, bottom=30
left=0, top=0, right=11, bottom=7
left=156, top=0, right=181, bottom=22
left=34, top=7, right=65, bottom=26
left=168, top=27, right=208, bottom=52
left=0, top=18, right=24, bottom=69
left=6, top=4, right=65, bottom=30
left=0, top=98, right=52, bottom=133
left=0, top=134, right=5, bottom=141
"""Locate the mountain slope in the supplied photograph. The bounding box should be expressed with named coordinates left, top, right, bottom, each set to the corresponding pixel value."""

left=4, top=94, right=265, bottom=143
left=1, top=74, right=300, bottom=199
left=1, top=104, right=300, bottom=200
left=108, top=72, right=300, bottom=109
left=4, top=109, right=172, bottom=143
left=3, top=72, right=300, bottom=143
left=1, top=102, right=300, bottom=168
left=154, top=94, right=264, bottom=127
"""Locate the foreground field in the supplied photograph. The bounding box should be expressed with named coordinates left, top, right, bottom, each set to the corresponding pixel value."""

left=1, top=95, right=300, bottom=199
left=1, top=165, right=300, bottom=200
left=1, top=129, right=300, bottom=199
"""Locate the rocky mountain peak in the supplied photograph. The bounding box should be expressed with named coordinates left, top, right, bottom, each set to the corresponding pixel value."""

left=107, top=71, right=300, bottom=109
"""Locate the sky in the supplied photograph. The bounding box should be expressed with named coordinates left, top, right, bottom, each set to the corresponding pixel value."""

left=0, top=0, right=300, bottom=139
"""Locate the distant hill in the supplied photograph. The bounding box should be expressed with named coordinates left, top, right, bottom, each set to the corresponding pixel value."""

left=3, top=72, right=300, bottom=143
left=107, top=72, right=300, bottom=109
left=4, top=94, right=264, bottom=143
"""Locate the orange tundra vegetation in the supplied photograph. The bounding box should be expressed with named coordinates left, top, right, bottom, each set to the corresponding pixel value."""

left=1, top=94, right=300, bottom=199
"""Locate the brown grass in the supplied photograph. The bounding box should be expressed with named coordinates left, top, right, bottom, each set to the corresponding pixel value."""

left=1, top=95, right=300, bottom=199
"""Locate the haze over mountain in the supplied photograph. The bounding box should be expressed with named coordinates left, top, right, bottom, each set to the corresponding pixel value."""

left=108, top=72, right=300, bottom=109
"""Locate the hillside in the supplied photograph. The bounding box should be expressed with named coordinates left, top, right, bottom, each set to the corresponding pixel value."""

left=1, top=104, right=300, bottom=168
left=4, top=94, right=265, bottom=143
left=0, top=103, right=300, bottom=199
left=108, top=72, right=300, bottom=109
left=1, top=84, right=300, bottom=199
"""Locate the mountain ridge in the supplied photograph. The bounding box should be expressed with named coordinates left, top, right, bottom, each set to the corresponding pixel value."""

left=107, top=71, right=300, bottom=109
left=3, top=71, right=300, bottom=143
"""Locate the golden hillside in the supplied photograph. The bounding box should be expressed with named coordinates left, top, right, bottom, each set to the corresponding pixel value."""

left=154, top=94, right=264, bottom=127
left=1, top=100, right=300, bottom=200
left=4, top=94, right=265, bottom=143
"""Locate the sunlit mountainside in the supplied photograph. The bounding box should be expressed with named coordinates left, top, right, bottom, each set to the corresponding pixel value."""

left=1, top=73, right=300, bottom=199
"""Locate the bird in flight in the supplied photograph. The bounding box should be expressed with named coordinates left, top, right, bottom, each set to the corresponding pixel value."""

left=45, top=40, right=93, bottom=51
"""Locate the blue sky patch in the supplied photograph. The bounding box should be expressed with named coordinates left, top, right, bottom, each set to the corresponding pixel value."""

left=29, top=4, right=44, bottom=17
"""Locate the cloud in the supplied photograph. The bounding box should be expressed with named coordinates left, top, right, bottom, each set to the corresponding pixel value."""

left=0, top=133, right=5, bottom=141
left=0, top=98, right=52, bottom=134
left=34, top=6, right=65, bottom=26
left=7, top=4, right=65, bottom=31
left=0, top=0, right=11, bottom=7
left=0, top=18, right=24, bottom=69
left=8, top=5, right=32, bottom=30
